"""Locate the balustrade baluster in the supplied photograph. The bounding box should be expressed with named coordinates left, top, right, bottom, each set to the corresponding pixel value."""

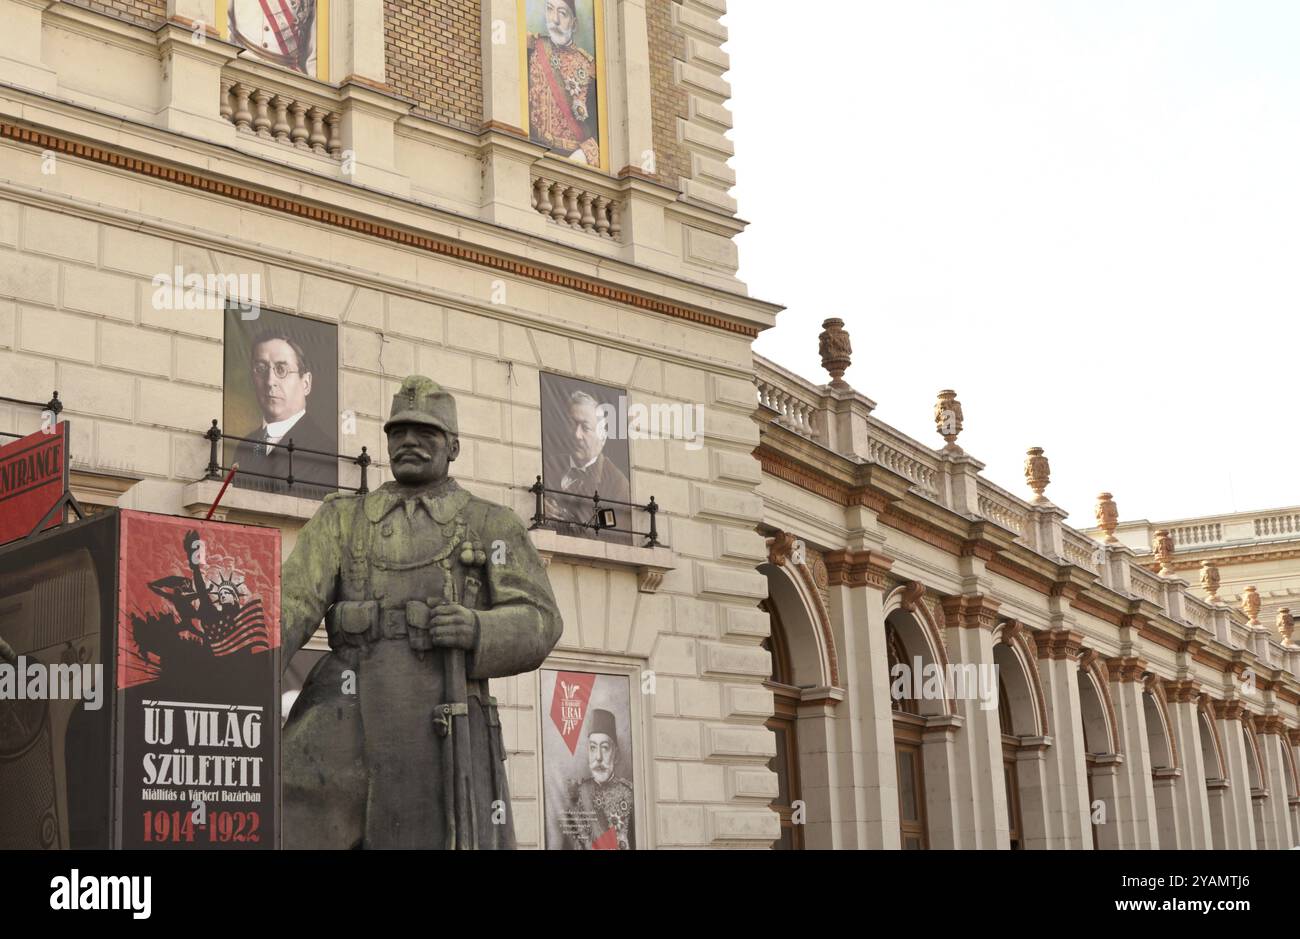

left=271, top=95, right=291, bottom=144
left=252, top=90, right=273, bottom=138
left=232, top=83, right=253, bottom=133
left=289, top=101, right=310, bottom=149
left=219, top=79, right=234, bottom=123
left=308, top=106, right=327, bottom=154
left=326, top=112, right=342, bottom=159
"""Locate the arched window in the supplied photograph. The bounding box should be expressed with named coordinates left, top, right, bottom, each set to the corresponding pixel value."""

left=761, top=598, right=803, bottom=849
left=886, top=621, right=927, bottom=848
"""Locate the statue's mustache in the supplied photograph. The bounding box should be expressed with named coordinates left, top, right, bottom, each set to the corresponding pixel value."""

left=394, top=447, right=430, bottom=462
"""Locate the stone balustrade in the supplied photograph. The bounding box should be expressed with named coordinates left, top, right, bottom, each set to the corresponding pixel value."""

left=220, top=70, right=342, bottom=160
left=866, top=422, right=941, bottom=500
left=752, top=354, right=1293, bottom=664
left=1172, top=522, right=1223, bottom=546
left=755, top=373, right=823, bottom=444
left=530, top=174, right=622, bottom=240
left=1254, top=511, right=1300, bottom=538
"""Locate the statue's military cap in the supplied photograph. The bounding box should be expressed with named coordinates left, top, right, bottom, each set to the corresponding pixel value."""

left=384, top=375, right=458, bottom=436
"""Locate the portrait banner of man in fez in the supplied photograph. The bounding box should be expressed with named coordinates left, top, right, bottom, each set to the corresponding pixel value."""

left=218, top=0, right=325, bottom=78
left=541, top=669, right=636, bottom=849
left=520, top=0, right=609, bottom=169
left=539, top=372, right=632, bottom=544
left=222, top=307, right=339, bottom=500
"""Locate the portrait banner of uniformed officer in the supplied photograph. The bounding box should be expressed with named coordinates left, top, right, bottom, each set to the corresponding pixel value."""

left=523, top=0, right=608, bottom=168
left=540, top=669, right=636, bottom=849
left=222, top=307, right=339, bottom=500
left=539, top=372, right=632, bottom=545
left=279, top=376, right=563, bottom=849
left=225, top=0, right=319, bottom=76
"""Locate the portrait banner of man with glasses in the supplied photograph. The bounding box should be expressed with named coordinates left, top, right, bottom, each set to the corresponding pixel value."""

left=222, top=307, right=339, bottom=500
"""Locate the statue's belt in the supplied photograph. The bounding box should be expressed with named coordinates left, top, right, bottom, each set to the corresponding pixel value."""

left=328, top=598, right=462, bottom=652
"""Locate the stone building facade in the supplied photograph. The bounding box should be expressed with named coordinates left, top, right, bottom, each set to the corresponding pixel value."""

left=1, top=0, right=1295, bottom=850
left=0, top=0, right=780, bottom=849
left=1089, top=506, right=1300, bottom=636
left=755, top=343, right=1300, bottom=849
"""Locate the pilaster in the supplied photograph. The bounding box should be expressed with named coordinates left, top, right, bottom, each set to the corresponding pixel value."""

left=338, top=80, right=412, bottom=195
left=1035, top=629, right=1092, bottom=847
left=156, top=23, right=240, bottom=141
left=1164, top=681, right=1214, bottom=849
left=823, top=547, right=898, bottom=848
left=0, top=0, right=59, bottom=93
left=1105, top=656, right=1160, bottom=848
left=1212, top=699, right=1258, bottom=849
left=940, top=594, right=1008, bottom=848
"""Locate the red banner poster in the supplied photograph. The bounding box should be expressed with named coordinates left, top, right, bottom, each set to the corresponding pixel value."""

left=115, top=511, right=281, bottom=849
left=0, top=423, right=67, bottom=547
left=549, top=670, right=596, bottom=755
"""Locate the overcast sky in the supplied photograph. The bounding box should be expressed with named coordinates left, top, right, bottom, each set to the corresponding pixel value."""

left=726, top=1, right=1299, bottom=529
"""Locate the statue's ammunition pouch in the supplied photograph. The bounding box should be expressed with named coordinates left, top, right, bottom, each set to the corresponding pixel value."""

left=328, top=598, right=452, bottom=653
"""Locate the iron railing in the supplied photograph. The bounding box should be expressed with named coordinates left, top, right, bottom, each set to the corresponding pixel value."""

left=526, top=476, right=662, bottom=548
left=0, top=391, right=63, bottom=441
left=202, top=419, right=373, bottom=494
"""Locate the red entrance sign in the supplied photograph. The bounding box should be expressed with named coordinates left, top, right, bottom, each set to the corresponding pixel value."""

left=0, top=423, right=68, bottom=547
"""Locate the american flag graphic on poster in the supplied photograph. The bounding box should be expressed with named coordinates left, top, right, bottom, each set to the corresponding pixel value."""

left=115, top=511, right=280, bottom=849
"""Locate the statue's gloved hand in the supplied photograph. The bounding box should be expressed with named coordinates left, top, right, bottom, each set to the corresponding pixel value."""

left=429, top=603, right=480, bottom=651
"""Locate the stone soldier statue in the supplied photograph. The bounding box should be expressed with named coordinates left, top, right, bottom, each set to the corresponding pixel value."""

left=280, top=375, right=563, bottom=849
left=564, top=708, right=634, bottom=850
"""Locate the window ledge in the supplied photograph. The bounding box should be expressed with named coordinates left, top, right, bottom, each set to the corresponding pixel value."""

left=529, top=528, right=675, bottom=593
left=182, top=479, right=325, bottom=523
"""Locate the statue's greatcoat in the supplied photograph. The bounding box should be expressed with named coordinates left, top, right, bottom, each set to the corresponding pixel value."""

left=280, top=476, right=562, bottom=849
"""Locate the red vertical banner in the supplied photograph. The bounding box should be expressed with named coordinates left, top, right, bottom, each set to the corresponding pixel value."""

left=549, top=671, right=596, bottom=755
left=0, top=423, right=67, bottom=547
left=115, top=511, right=280, bottom=849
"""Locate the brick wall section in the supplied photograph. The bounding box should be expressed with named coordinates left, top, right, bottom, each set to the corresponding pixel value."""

left=385, top=0, right=484, bottom=132
left=646, top=0, right=689, bottom=189
left=63, top=0, right=166, bottom=29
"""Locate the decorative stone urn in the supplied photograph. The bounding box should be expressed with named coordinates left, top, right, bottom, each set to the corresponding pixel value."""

left=1277, top=608, right=1295, bottom=646
left=1152, top=529, right=1175, bottom=577
left=934, top=390, right=963, bottom=450
left=1200, top=560, right=1221, bottom=604
left=1024, top=447, right=1050, bottom=504
left=818, top=318, right=852, bottom=385
left=1241, top=585, right=1261, bottom=626
left=1094, top=493, right=1119, bottom=544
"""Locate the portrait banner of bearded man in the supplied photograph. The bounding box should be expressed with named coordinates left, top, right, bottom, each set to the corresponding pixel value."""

left=526, top=0, right=604, bottom=167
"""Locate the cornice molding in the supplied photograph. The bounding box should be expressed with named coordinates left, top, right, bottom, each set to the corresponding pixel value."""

left=0, top=121, right=760, bottom=339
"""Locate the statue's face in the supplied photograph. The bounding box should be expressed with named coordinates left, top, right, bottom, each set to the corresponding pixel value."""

left=387, top=423, right=459, bottom=487
left=587, top=732, right=615, bottom=784
left=545, top=0, right=576, bottom=46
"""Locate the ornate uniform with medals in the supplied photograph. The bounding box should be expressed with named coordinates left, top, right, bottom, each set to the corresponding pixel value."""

left=527, top=33, right=600, bottom=166
left=566, top=774, right=634, bottom=849
left=563, top=708, right=634, bottom=849
left=228, top=0, right=317, bottom=74
left=279, top=377, right=563, bottom=849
